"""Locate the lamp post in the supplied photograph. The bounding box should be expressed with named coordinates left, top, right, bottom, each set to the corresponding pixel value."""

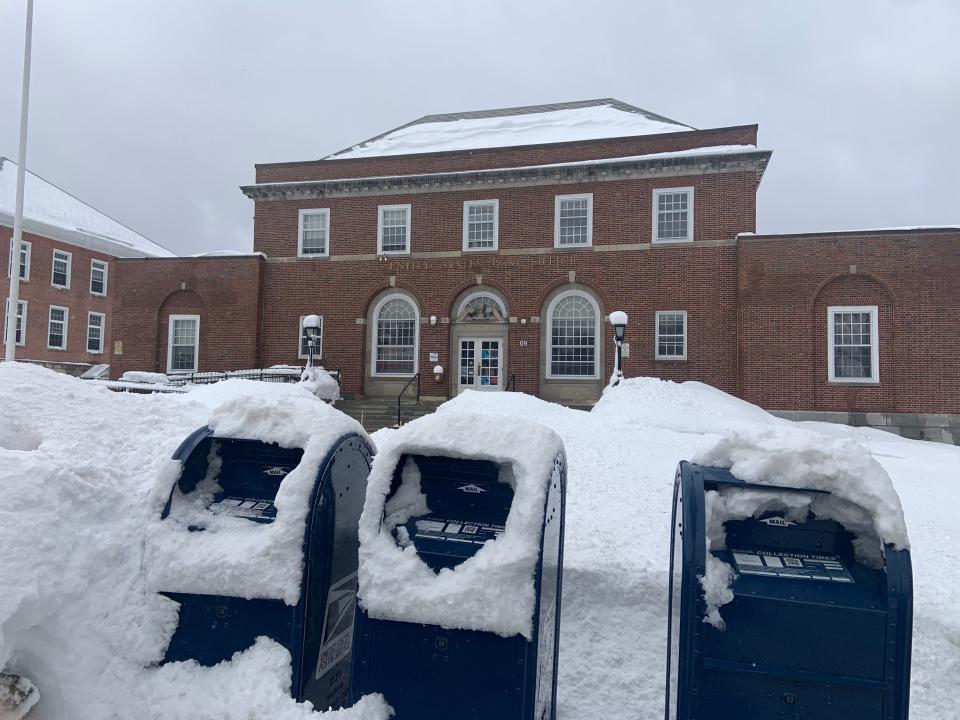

left=608, top=311, right=628, bottom=387
left=303, top=314, right=321, bottom=369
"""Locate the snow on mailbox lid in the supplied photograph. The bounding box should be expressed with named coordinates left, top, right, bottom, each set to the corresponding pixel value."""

left=357, top=411, right=564, bottom=640
left=144, top=388, right=369, bottom=606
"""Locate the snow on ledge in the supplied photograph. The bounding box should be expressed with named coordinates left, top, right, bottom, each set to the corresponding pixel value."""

left=357, top=412, right=564, bottom=639
left=145, top=388, right=369, bottom=605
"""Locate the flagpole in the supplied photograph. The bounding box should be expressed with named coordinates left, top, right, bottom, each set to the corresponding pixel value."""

left=5, top=0, right=34, bottom=362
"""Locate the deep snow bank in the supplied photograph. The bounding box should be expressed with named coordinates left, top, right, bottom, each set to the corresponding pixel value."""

left=0, top=363, right=389, bottom=720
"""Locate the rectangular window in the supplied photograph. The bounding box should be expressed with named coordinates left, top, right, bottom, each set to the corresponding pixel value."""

left=4, top=299, right=26, bottom=347
left=48, top=306, right=68, bottom=350
left=378, top=204, right=411, bottom=254
left=52, top=249, right=72, bottom=288
left=167, top=314, right=200, bottom=373
left=656, top=311, right=688, bottom=360
left=828, top=306, right=879, bottom=383
left=298, top=315, right=324, bottom=359
left=554, top=194, right=593, bottom=247
left=653, top=187, right=694, bottom=243
left=463, top=200, right=499, bottom=251
left=90, top=260, right=108, bottom=295
left=87, top=312, right=105, bottom=354
left=298, top=209, right=330, bottom=257
left=8, top=239, right=31, bottom=281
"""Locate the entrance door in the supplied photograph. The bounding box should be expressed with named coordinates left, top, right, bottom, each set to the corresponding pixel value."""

left=458, top=338, right=503, bottom=393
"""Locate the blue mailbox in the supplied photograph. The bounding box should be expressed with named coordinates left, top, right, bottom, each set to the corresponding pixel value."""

left=155, top=423, right=373, bottom=711
left=350, top=414, right=566, bottom=720
left=665, top=461, right=913, bottom=720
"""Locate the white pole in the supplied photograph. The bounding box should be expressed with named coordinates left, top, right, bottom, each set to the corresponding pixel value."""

left=5, top=0, right=34, bottom=362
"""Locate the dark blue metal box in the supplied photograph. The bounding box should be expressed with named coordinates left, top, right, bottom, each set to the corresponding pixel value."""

left=159, top=425, right=373, bottom=711
left=351, top=453, right=566, bottom=720
left=666, top=461, right=912, bottom=720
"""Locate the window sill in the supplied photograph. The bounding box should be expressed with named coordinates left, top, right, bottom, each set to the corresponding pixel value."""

left=51, top=284, right=70, bottom=290
left=827, top=380, right=880, bottom=386
left=651, top=239, right=694, bottom=247
left=552, top=244, right=593, bottom=251
left=297, top=253, right=330, bottom=260
left=462, top=247, right=499, bottom=253
left=656, top=357, right=688, bottom=362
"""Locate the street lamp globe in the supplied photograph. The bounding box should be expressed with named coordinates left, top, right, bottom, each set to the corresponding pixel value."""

left=607, top=310, right=629, bottom=388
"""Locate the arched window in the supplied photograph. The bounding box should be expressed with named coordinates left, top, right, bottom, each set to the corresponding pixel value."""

left=373, top=294, right=419, bottom=375
left=456, top=292, right=507, bottom=322
left=547, top=291, right=599, bottom=378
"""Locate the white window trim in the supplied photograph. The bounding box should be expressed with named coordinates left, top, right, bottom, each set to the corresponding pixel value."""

left=462, top=199, right=500, bottom=252
left=47, top=305, right=69, bottom=350
left=298, top=314, right=324, bottom=359
left=167, top=314, right=200, bottom=374
left=51, top=249, right=72, bottom=289
left=652, top=186, right=695, bottom=244
left=655, top=310, right=688, bottom=361
left=370, top=292, right=420, bottom=377
left=827, top=305, right=880, bottom=384
left=297, top=208, right=331, bottom=258
left=377, top=204, right=412, bottom=255
left=87, top=311, right=106, bottom=354
left=90, top=259, right=109, bottom=296
left=553, top=193, right=594, bottom=249
left=545, top=289, right=601, bottom=380
left=8, top=239, right=31, bottom=282
left=4, top=299, right=27, bottom=347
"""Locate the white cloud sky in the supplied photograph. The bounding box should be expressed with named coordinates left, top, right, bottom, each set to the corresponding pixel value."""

left=1, top=0, right=957, bottom=255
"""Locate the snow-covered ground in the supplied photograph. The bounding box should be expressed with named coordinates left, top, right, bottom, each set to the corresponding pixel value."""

left=1, top=362, right=957, bottom=718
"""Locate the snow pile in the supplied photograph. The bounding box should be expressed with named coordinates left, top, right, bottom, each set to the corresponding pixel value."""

left=146, top=386, right=367, bottom=605
left=0, top=363, right=388, bottom=719
left=0, top=157, right=173, bottom=257
left=300, top=366, right=341, bottom=402
left=593, top=376, right=789, bottom=435
left=330, top=102, right=691, bottom=158
left=358, top=412, right=564, bottom=639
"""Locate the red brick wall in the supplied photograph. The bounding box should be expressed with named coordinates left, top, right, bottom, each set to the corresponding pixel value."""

left=111, top=256, right=263, bottom=378
left=253, top=172, right=758, bottom=258
left=255, top=126, right=759, bottom=183
left=252, top=243, right=742, bottom=398
left=0, top=226, right=115, bottom=364
left=737, top=230, right=960, bottom=413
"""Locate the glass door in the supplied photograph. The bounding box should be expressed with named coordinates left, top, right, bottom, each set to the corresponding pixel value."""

left=458, top=338, right=502, bottom=393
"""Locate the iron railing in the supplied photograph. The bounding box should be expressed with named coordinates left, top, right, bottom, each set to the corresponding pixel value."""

left=396, top=372, right=421, bottom=426
left=507, top=374, right=517, bottom=391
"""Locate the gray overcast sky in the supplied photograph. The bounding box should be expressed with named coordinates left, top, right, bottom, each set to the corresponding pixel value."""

left=1, top=0, right=958, bottom=256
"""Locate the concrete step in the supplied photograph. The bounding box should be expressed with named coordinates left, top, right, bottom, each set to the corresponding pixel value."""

left=335, top=397, right=445, bottom=433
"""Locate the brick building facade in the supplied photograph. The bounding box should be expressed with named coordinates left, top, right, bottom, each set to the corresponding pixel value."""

left=1, top=157, right=173, bottom=371
left=107, top=100, right=959, bottom=425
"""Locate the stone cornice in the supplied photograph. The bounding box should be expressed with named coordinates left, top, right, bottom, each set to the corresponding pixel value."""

left=241, top=150, right=771, bottom=202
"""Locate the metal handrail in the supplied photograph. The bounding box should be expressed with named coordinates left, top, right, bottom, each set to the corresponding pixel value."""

left=396, top=372, right=421, bottom=426
left=507, top=374, right=517, bottom=391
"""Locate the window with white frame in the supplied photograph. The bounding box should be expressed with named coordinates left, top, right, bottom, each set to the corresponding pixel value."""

left=90, top=260, right=108, bottom=295
left=4, top=299, right=26, bottom=347
left=298, top=315, right=324, bottom=359
left=547, top=291, right=599, bottom=378
left=8, top=239, right=30, bottom=281
left=656, top=311, right=688, bottom=360
left=87, top=312, right=105, bottom=354
left=373, top=294, right=418, bottom=375
left=298, top=209, right=330, bottom=256
left=378, top=204, right=411, bottom=254
left=828, top=306, right=879, bottom=383
left=167, top=315, right=200, bottom=373
left=463, top=200, right=499, bottom=251
left=52, top=249, right=71, bottom=288
left=554, top=194, right=593, bottom=247
left=653, top=187, right=694, bottom=243
left=48, top=306, right=68, bottom=350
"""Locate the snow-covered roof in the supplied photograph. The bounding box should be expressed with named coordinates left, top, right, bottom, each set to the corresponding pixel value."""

left=0, top=157, right=174, bottom=258
left=327, top=98, right=694, bottom=159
